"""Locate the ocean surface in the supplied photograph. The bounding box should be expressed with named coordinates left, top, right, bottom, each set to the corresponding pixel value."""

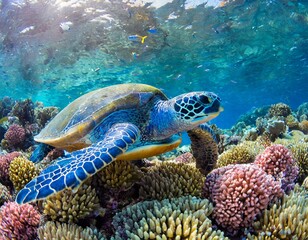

left=0, top=0, right=307, bottom=129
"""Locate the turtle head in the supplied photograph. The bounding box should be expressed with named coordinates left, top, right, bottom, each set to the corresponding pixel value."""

left=173, top=91, right=223, bottom=126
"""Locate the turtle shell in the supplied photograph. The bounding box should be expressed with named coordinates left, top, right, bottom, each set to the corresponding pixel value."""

left=35, top=83, right=167, bottom=151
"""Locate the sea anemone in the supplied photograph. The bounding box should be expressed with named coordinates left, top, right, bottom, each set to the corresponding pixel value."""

left=0, top=152, right=20, bottom=185
left=43, top=183, right=100, bottom=223
left=205, top=164, right=283, bottom=235
left=37, top=221, right=106, bottom=240
left=9, top=156, right=39, bottom=191
left=112, top=195, right=228, bottom=239
left=268, top=103, right=291, bottom=118
left=3, top=124, right=26, bottom=149
left=0, top=201, right=40, bottom=240
left=139, top=162, right=204, bottom=200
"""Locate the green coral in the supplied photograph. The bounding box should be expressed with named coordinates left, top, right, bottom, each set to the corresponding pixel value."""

left=248, top=185, right=308, bottom=240
left=139, top=162, right=204, bottom=200
left=112, top=195, right=228, bottom=240
left=9, top=156, right=39, bottom=191
left=43, top=183, right=100, bottom=223
left=38, top=221, right=106, bottom=240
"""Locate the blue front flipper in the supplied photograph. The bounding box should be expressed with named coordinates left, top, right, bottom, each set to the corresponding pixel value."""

left=16, top=123, right=140, bottom=204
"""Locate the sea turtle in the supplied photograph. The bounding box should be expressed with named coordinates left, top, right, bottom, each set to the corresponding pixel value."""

left=16, top=83, right=223, bottom=204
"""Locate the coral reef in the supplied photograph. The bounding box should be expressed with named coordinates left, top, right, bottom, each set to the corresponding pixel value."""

left=299, top=120, right=308, bottom=134
left=34, top=106, right=59, bottom=128
left=187, top=128, right=218, bottom=175
left=173, top=152, right=195, bottom=164
left=204, top=164, right=283, bottom=235
left=0, top=97, right=15, bottom=118
left=268, top=103, right=291, bottom=118
left=289, top=142, right=308, bottom=182
left=0, top=151, right=20, bottom=185
left=0, top=201, right=40, bottom=240
left=139, top=162, right=204, bottom=200
left=296, top=102, right=308, bottom=120
left=0, top=183, right=11, bottom=206
left=10, top=99, right=35, bottom=125
left=38, top=221, right=106, bottom=240
left=9, top=156, right=39, bottom=191
left=112, top=195, right=228, bottom=239
left=285, top=114, right=299, bottom=130
left=43, top=183, right=100, bottom=223
left=216, top=143, right=255, bottom=168
left=3, top=124, right=26, bottom=149
left=248, top=185, right=308, bottom=239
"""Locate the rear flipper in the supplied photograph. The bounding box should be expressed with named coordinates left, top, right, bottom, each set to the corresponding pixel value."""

left=16, top=123, right=140, bottom=204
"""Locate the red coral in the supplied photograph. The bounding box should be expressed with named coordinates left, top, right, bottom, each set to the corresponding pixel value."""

left=255, top=144, right=294, bottom=178
left=0, top=202, right=40, bottom=240
left=0, top=152, right=20, bottom=184
left=4, top=124, right=26, bottom=148
left=205, top=164, right=283, bottom=235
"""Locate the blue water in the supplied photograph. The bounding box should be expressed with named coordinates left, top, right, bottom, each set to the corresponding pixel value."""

left=0, top=0, right=307, bottom=129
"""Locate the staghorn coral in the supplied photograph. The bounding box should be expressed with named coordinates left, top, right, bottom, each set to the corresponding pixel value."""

left=0, top=151, right=20, bottom=185
left=205, top=164, right=283, bottom=235
left=268, top=103, right=291, bottom=118
left=43, top=183, right=100, bottom=223
left=3, top=124, right=26, bottom=149
left=299, top=120, right=308, bottom=134
left=112, top=195, right=229, bottom=240
left=216, top=143, right=255, bottom=168
left=290, top=142, right=308, bottom=182
left=97, top=160, right=141, bottom=190
left=0, top=183, right=11, bottom=206
left=248, top=185, right=308, bottom=240
left=139, top=162, right=205, bottom=200
left=38, top=221, right=106, bottom=240
left=187, top=128, right=218, bottom=175
left=9, top=156, right=39, bottom=191
left=0, top=201, right=40, bottom=240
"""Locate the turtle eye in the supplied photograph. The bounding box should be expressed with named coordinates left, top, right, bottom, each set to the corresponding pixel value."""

left=199, top=95, right=211, bottom=104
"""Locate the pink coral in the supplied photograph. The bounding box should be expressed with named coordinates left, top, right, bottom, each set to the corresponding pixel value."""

left=4, top=124, right=26, bottom=148
left=0, top=202, right=40, bottom=240
left=255, top=144, right=295, bottom=178
left=0, top=152, right=20, bottom=184
left=173, top=152, right=195, bottom=164
left=205, top=164, right=283, bottom=235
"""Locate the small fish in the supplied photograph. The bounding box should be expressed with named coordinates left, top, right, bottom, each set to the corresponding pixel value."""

left=131, top=52, right=139, bottom=59
left=59, top=21, right=73, bottom=32
left=0, top=116, right=8, bottom=124
left=148, top=28, right=158, bottom=34
left=128, top=35, right=148, bottom=44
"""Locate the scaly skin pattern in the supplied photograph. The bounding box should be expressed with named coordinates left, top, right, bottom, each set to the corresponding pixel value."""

left=16, top=123, right=140, bottom=204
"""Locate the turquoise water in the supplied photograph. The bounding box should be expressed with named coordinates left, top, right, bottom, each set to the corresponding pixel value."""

left=0, top=0, right=307, bottom=128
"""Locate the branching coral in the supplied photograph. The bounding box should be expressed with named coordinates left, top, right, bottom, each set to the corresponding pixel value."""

left=139, top=162, right=205, bottom=200
left=0, top=183, right=11, bottom=206
left=34, top=106, right=59, bottom=128
left=38, top=221, right=106, bottom=240
left=268, top=103, right=291, bottom=117
left=97, top=160, right=141, bottom=190
left=0, top=201, right=40, bottom=240
left=290, top=142, right=308, bottom=182
left=216, top=144, right=256, bottom=168
left=204, top=164, right=283, bottom=235
left=248, top=185, right=308, bottom=240
left=9, top=156, right=39, bottom=191
left=10, top=99, right=35, bottom=125
left=3, top=124, right=26, bottom=149
left=0, top=151, right=20, bottom=185
left=112, top=195, right=229, bottom=240
left=187, top=128, right=218, bottom=175
left=43, top=183, right=100, bottom=223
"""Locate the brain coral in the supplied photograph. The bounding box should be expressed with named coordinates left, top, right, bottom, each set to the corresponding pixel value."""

left=187, top=128, right=218, bottom=175
left=38, top=221, right=106, bottom=240
left=216, top=144, right=255, bottom=168
left=9, top=156, right=39, bottom=191
left=139, top=162, right=205, bottom=200
left=112, top=195, right=229, bottom=240
left=43, top=183, right=100, bottom=223
left=0, top=201, right=41, bottom=240
left=97, top=160, right=141, bottom=190
left=205, top=164, right=283, bottom=235
left=3, top=124, right=26, bottom=148
left=0, top=151, right=20, bottom=185
left=248, top=185, right=308, bottom=240
left=268, top=103, right=291, bottom=117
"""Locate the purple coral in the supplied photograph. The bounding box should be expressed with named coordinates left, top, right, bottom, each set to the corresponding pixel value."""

left=0, top=152, right=20, bottom=184
left=0, top=202, right=41, bottom=240
left=4, top=124, right=26, bottom=148
left=204, top=164, right=283, bottom=235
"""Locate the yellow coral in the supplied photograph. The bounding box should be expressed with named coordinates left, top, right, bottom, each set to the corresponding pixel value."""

left=112, top=195, right=229, bottom=240
left=248, top=185, right=308, bottom=240
left=9, top=156, right=39, bottom=191
left=216, top=143, right=256, bottom=168
left=97, top=160, right=141, bottom=190
left=139, top=162, right=205, bottom=200
left=37, top=221, right=105, bottom=240
left=43, top=183, right=100, bottom=223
